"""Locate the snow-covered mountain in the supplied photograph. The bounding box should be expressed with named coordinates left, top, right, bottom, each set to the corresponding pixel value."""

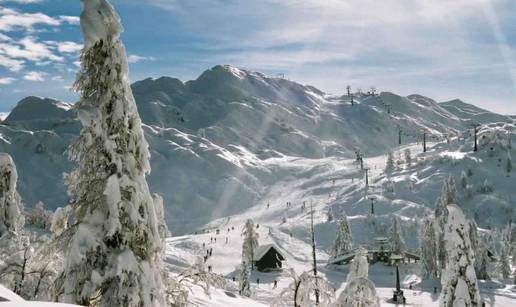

left=0, top=65, right=514, bottom=235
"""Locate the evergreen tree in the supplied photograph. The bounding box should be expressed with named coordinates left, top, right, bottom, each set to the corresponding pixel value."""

left=347, top=247, right=369, bottom=282
left=389, top=215, right=405, bottom=254
left=56, top=1, right=165, bottom=305
left=385, top=151, right=395, bottom=173
left=497, top=245, right=511, bottom=279
left=460, top=171, right=468, bottom=189
left=506, top=153, right=512, bottom=174
left=242, top=219, right=259, bottom=270
left=469, top=220, right=489, bottom=280
left=439, top=205, right=481, bottom=307
left=434, top=176, right=457, bottom=273
left=0, top=153, right=24, bottom=237
left=331, top=212, right=353, bottom=258
left=404, top=148, right=412, bottom=166
left=420, top=218, right=438, bottom=279
left=239, top=261, right=252, bottom=297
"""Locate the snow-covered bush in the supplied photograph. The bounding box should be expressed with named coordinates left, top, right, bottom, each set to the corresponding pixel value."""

left=55, top=1, right=166, bottom=305
left=0, top=153, right=24, bottom=237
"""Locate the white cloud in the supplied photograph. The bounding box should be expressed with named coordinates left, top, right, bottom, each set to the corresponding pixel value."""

left=0, top=53, right=23, bottom=71
left=51, top=75, right=63, bottom=81
left=0, top=77, right=15, bottom=85
left=0, top=0, right=43, bottom=3
left=0, top=7, right=60, bottom=32
left=0, top=36, right=63, bottom=62
left=59, top=15, right=80, bottom=25
left=127, top=54, right=155, bottom=63
left=23, top=71, right=47, bottom=82
left=46, top=40, right=83, bottom=53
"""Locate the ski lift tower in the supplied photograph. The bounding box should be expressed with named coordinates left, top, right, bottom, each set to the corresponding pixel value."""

left=368, top=195, right=377, bottom=215
left=471, top=123, right=480, bottom=152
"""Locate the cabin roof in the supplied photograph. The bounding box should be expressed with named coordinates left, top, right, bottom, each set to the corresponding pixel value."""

left=253, top=244, right=285, bottom=261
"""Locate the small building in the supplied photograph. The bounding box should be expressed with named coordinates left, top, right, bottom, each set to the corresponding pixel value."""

left=253, top=244, right=285, bottom=272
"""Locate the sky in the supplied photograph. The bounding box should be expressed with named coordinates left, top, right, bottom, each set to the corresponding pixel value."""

left=0, top=0, right=515, bottom=114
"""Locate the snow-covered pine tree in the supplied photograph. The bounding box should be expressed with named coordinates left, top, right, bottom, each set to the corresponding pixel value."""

left=50, top=206, right=71, bottom=238
left=337, top=247, right=380, bottom=307
left=404, top=148, right=412, bottom=166
left=55, top=1, right=165, bottom=305
left=506, top=153, right=512, bottom=174
left=239, top=261, right=252, bottom=297
left=152, top=193, right=171, bottom=239
left=389, top=215, right=405, bottom=255
left=335, top=277, right=380, bottom=307
left=497, top=245, right=511, bottom=279
left=439, top=204, right=481, bottom=307
left=331, top=212, right=353, bottom=258
left=242, top=219, right=259, bottom=270
left=420, top=217, right=438, bottom=279
left=326, top=205, right=334, bottom=223
left=385, top=151, right=395, bottom=173
left=468, top=220, right=489, bottom=280
left=0, top=153, right=24, bottom=237
left=434, top=176, right=457, bottom=273
left=460, top=171, right=468, bottom=189
left=346, top=247, right=369, bottom=282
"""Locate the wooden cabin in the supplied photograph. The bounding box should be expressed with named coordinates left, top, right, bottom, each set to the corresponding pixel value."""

left=253, top=244, right=285, bottom=272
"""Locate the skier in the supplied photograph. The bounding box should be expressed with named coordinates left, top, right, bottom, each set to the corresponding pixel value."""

left=273, top=280, right=278, bottom=289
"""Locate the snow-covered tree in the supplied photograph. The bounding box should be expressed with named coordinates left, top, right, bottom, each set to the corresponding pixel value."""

left=434, top=176, right=457, bottom=272
left=153, top=193, right=170, bottom=239
left=331, top=211, right=353, bottom=258
left=477, top=179, right=494, bottom=194
left=326, top=205, right=334, bottom=223
left=389, top=215, right=405, bottom=254
left=404, top=148, right=412, bottom=166
left=55, top=1, right=165, bottom=305
left=506, top=153, right=512, bottom=174
left=50, top=206, right=71, bottom=238
left=460, top=171, right=468, bottom=189
left=497, top=245, right=511, bottom=279
left=25, top=201, right=52, bottom=230
left=0, top=153, right=24, bottom=237
left=177, top=258, right=227, bottom=298
left=469, top=220, right=489, bottom=280
left=242, top=219, right=259, bottom=270
left=238, top=261, right=252, bottom=297
left=272, top=268, right=335, bottom=307
left=335, top=277, right=380, bottom=307
left=0, top=236, right=57, bottom=301
left=385, top=151, right=395, bottom=173
left=439, top=204, right=481, bottom=307
left=347, top=247, right=369, bottom=282
left=420, top=217, right=438, bottom=279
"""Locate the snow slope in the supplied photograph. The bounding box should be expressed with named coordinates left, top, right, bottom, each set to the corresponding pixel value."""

left=165, top=124, right=516, bottom=306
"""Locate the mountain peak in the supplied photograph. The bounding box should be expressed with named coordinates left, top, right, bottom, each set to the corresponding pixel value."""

left=5, top=96, right=72, bottom=123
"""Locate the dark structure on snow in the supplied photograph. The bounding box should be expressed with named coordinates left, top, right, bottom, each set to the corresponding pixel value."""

left=253, top=244, right=285, bottom=272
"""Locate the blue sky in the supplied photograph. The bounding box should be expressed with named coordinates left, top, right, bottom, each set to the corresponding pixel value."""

left=0, top=0, right=515, bottom=114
